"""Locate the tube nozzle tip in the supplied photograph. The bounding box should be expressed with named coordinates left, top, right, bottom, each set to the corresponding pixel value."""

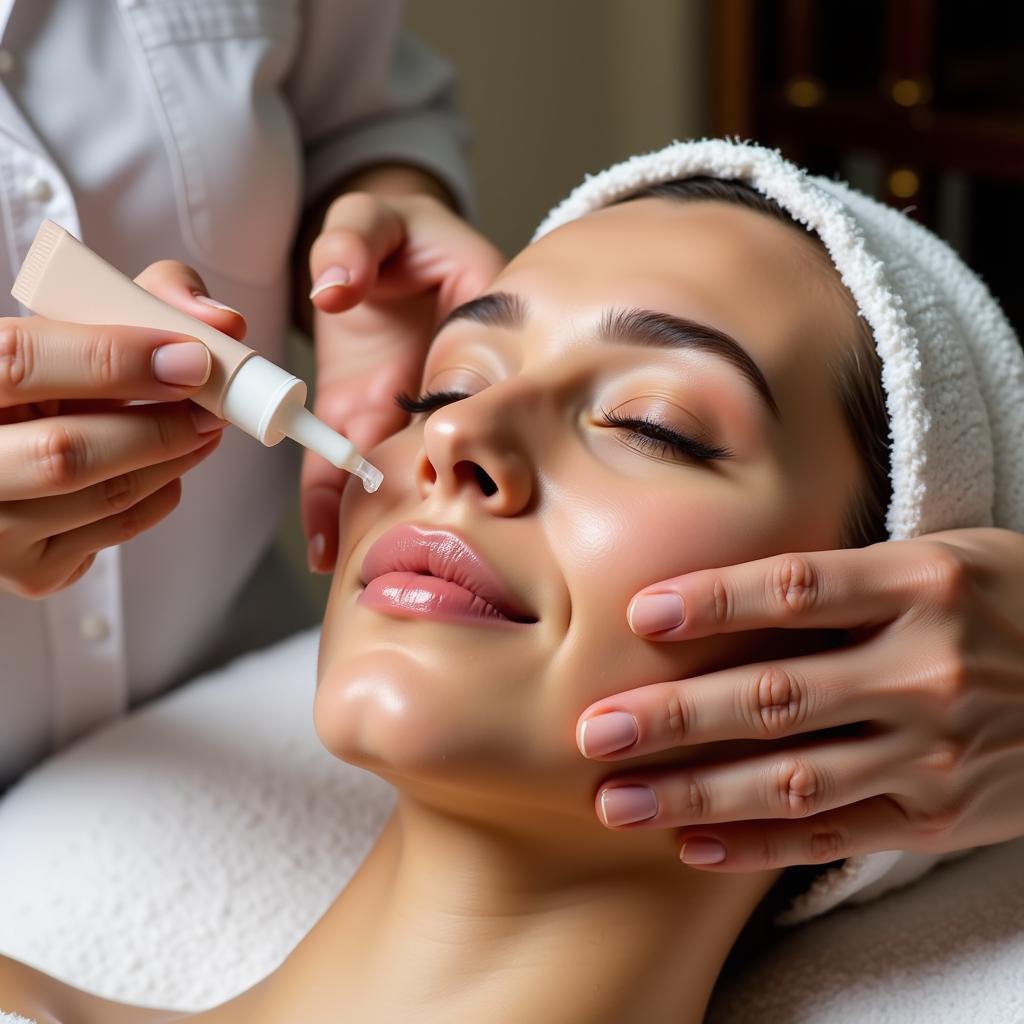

left=350, top=456, right=383, bottom=493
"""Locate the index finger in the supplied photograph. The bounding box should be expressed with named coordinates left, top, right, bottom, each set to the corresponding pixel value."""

left=0, top=318, right=211, bottom=406
left=309, top=193, right=405, bottom=313
left=626, top=546, right=915, bottom=640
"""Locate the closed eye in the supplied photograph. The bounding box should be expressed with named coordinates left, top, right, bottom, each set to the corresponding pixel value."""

left=601, top=408, right=733, bottom=462
left=395, top=390, right=732, bottom=463
left=395, top=389, right=472, bottom=414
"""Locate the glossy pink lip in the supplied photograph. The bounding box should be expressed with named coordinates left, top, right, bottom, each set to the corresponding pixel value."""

left=358, top=525, right=537, bottom=626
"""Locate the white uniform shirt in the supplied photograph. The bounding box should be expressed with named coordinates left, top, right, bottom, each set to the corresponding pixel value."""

left=0, top=0, right=470, bottom=786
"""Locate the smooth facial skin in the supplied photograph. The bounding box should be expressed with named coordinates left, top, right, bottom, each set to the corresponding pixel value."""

left=316, top=197, right=865, bottom=859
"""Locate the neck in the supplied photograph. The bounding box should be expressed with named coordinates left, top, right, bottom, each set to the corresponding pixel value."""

left=252, top=793, right=779, bottom=1024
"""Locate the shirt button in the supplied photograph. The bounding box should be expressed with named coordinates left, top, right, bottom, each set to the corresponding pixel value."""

left=0, top=50, right=14, bottom=74
left=79, top=613, right=111, bottom=642
left=23, top=175, right=54, bottom=203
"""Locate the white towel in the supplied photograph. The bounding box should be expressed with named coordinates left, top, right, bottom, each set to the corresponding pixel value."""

left=0, top=1014, right=37, bottom=1024
left=0, top=629, right=393, bottom=1012
left=533, top=138, right=1024, bottom=922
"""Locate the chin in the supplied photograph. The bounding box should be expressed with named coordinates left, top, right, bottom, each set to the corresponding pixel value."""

left=314, top=643, right=604, bottom=829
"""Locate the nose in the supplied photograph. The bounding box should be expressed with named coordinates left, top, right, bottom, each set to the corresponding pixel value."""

left=415, top=387, right=535, bottom=516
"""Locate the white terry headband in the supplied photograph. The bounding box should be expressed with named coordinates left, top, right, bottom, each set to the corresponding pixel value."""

left=534, top=139, right=1024, bottom=922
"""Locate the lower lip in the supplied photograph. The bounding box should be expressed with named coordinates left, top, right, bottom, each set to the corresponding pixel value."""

left=358, top=572, right=525, bottom=627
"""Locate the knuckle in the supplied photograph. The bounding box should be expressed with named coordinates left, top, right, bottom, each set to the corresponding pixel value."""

left=918, top=737, right=969, bottom=779
left=767, top=553, right=820, bottom=617
left=0, top=323, right=31, bottom=396
left=712, top=576, right=732, bottom=625
left=35, top=424, right=81, bottom=490
left=751, top=828, right=781, bottom=870
left=102, top=471, right=141, bottom=513
left=664, top=685, right=695, bottom=744
left=910, top=797, right=964, bottom=850
left=677, top=776, right=711, bottom=821
left=768, top=757, right=826, bottom=818
left=923, top=649, right=971, bottom=708
left=113, top=504, right=146, bottom=543
left=154, top=410, right=182, bottom=451
left=85, top=331, right=121, bottom=388
left=807, top=826, right=848, bottom=863
left=747, top=665, right=809, bottom=738
left=920, top=544, right=970, bottom=611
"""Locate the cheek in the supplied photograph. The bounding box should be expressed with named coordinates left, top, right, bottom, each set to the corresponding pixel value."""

left=543, top=477, right=816, bottom=718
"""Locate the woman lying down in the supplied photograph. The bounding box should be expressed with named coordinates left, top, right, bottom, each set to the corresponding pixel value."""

left=3, top=139, right=1021, bottom=1024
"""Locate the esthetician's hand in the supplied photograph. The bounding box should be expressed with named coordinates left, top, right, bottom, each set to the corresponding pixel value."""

left=303, top=189, right=504, bottom=572
left=577, top=529, right=1024, bottom=869
left=0, top=262, right=241, bottom=598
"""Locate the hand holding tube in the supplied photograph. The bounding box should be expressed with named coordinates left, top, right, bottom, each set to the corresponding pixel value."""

left=0, top=261, right=234, bottom=597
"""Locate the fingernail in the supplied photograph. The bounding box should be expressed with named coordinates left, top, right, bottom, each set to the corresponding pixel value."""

left=599, top=786, right=658, bottom=827
left=190, top=405, right=227, bottom=434
left=578, top=711, right=638, bottom=758
left=152, top=342, right=211, bottom=386
left=680, top=837, right=726, bottom=864
left=309, top=266, right=351, bottom=298
left=307, top=532, right=326, bottom=572
left=192, top=293, right=244, bottom=317
left=628, top=593, right=684, bottom=635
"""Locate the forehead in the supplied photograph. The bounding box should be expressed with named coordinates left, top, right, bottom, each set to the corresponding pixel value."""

left=496, top=198, right=856, bottom=394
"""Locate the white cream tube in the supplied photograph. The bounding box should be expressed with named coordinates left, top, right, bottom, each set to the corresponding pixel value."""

left=11, top=220, right=382, bottom=492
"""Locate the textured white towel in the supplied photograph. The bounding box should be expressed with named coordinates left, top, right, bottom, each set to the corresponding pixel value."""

left=0, top=1014, right=37, bottom=1024
left=0, top=629, right=394, bottom=1012
left=533, top=138, right=1024, bottom=922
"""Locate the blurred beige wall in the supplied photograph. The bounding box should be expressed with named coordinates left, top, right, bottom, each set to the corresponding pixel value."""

left=280, top=0, right=710, bottom=615
left=408, top=0, right=709, bottom=255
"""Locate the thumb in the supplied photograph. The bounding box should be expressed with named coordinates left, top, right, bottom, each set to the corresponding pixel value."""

left=134, top=260, right=247, bottom=341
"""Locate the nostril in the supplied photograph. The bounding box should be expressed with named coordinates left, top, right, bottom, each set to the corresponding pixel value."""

left=453, top=460, right=498, bottom=497
left=474, top=465, right=498, bottom=497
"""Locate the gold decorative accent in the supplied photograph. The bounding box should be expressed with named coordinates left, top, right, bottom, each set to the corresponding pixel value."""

left=888, top=169, right=920, bottom=198
left=784, top=77, right=824, bottom=108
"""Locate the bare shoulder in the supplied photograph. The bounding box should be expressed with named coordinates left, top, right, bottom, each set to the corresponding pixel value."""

left=0, top=954, right=183, bottom=1024
left=0, top=953, right=50, bottom=1022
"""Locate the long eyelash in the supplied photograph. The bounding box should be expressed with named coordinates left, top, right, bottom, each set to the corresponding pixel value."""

left=394, top=389, right=471, bottom=414
left=395, top=392, right=731, bottom=462
left=601, top=408, right=733, bottom=462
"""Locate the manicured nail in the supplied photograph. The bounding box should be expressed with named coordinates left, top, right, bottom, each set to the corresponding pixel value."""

left=190, top=406, right=227, bottom=434
left=578, top=711, right=638, bottom=758
left=680, top=837, right=726, bottom=864
left=309, top=266, right=351, bottom=298
left=307, top=532, right=326, bottom=572
left=628, top=593, right=684, bottom=635
left=192, top=293, right=244, bottom=317
left=599, top=786, right=658, bottom=827
left=152, top=342, right=211, bottom=386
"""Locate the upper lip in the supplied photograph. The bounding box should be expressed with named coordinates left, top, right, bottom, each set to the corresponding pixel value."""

left=360, top=524, right=538, bottom=623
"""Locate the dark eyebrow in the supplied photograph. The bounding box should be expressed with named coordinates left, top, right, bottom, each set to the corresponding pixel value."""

left=598, top=307, right=781, bottom=421
left=436, top=294, right=780, bottom=421
left=436, top=291, right=527, bottom=333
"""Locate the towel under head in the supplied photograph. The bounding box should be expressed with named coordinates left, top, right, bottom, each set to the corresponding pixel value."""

left=533, top=138, right=1024, bottom=921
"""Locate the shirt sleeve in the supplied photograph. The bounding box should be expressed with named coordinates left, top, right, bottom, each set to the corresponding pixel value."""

left=284, top=0, right=474, bottom=218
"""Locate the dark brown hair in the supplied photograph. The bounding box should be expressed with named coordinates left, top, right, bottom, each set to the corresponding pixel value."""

left=619, top=177, right=892, bottom=549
